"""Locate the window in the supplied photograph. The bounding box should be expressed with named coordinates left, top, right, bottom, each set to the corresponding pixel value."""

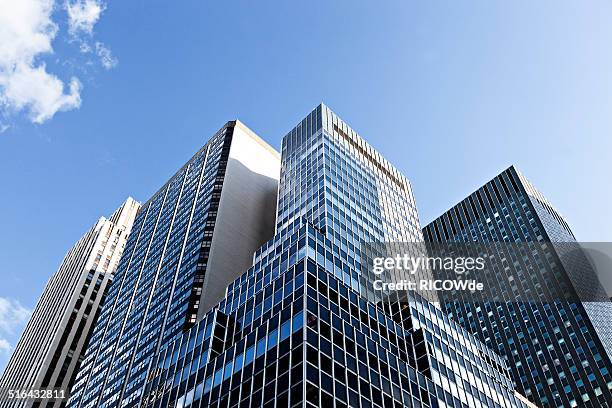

left=293, top=311, right=304, bottom=333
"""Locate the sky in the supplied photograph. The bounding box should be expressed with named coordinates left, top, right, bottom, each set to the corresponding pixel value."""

left=1, top=0, right=612, bottom=372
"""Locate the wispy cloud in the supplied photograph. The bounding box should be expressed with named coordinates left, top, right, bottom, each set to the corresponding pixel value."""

left=65, top=1, right=118, bottom=70
left=95, top=42, right=117, bottom=70
left=0, top=297, right=31, bottom=360
left=0, top=338, right=10, bottom=354
left=0, top=0, right=114, bottom=125
left=0, top=297, right=31, bottom=334
left=65, top=0, right=105, bottom=36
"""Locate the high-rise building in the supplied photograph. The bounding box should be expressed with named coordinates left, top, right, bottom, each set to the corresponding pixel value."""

left=67, top=121, right=280, bottom=408
left=134, top=105, right=531, bottom=408
left=0, top=197, right=140, bottom=408
left=423, top=166, right=612, bottom=407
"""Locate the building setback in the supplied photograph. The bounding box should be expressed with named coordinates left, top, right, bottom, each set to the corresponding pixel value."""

left=0, top=197, right=140, bottom=408
left=135, top=105, right=532, bottom=408
left=67, top=121, right=280, bottom=408
left=423, top=166, right=612, bottom=407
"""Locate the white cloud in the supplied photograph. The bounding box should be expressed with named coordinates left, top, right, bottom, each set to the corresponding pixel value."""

left=0, top=0, right=113, bottom=125
left=0, top=298, right=31, bottom=335
left=79, top=42, right=92, bottom=53
left=95, top=42, right=117, bottom=70
left=0, top=297, right=31, bottom=357
left=0, top=0, right=83, bottom=123
left=66, top=1, right=118, bottom=70
left=0, top=338, right=10, bottom=354
left=65, top=0, right=104, bottom=36
left=2, top=63, right=82, bottom=123
left=0, top=123, right=9, bottom=133
left=0, top=297, right=29, bottom=365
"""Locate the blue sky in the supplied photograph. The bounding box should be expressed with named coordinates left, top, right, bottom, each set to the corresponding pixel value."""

left=1, top=1, right=612, bottom=371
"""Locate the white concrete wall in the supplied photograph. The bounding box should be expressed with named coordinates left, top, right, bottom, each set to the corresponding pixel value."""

left=200, top=122, right=280, bottom=315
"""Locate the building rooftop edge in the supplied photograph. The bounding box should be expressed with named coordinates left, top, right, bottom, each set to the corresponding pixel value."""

left=422, top=164, right=518, bottom=228
left=233, top=119, right=281, bottom=160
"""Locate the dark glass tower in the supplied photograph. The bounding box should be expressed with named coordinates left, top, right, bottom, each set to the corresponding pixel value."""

left=67, top=121, right=280, bottom=408
left=138, top=105, right=532, bottom=408
left=423, top=166, right=612, bottom=407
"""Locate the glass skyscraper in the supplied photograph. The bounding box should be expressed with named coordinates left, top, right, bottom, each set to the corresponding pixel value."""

left=423, top=166, right=612, bottom=407
left=132, top=105, right=531, bottom=408
left=67, top=121, right=280, bottom=408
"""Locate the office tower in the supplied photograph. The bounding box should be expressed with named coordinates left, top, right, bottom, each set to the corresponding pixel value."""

left=136, top=105, right=532, bottom=408
left=67, top=121, right=280, bottom=408
left=0, top=197, right=140, bottom=408
left=423, top=166, right=612, bottom=407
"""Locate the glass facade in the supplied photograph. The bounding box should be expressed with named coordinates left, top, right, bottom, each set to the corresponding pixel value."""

left=423, top=166, right=612, bottom=407
left=137, top=105, right=531, bottom=408
left=68, top=123, right=273, bottom=408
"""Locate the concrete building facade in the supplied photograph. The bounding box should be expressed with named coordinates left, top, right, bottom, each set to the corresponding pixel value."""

left=0, top=197, right=140, bottom=408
